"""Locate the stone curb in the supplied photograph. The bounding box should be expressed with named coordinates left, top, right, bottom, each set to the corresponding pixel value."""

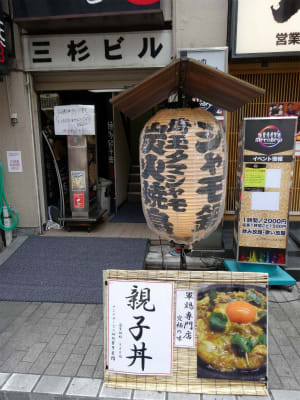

left=0, top=372, right=276, bottom=400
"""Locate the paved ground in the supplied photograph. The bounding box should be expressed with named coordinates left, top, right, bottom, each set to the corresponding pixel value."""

left=0, top=237, right=300, bottom=399
left=0, top=285, right=299, bottom=399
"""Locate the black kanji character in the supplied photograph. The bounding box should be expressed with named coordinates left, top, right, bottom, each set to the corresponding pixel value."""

left=104, top=37, right=124, bottom=60
left=144, top=181, right=168, bottom=209
left=148, top=208, right=174, bottom=234
left=129, top=316, right=150, bottom=341
left=165, top=135, right=188, bottom=150
left=288, top=32, right=300, bottom=45
left=276, top=32, right=288, bottom=45
left=126, top=286, right=156, bottom=312
left=67, top=40, right=90, bottom=62
left=141, top=133, right=166, bottom=155
left=126, top=342, right=152, bottom=371
left=167, top=118, right=192, bottom=134
left=142, top=154, right=165, bottom=182
left=194, top=203, right=220, bottom=231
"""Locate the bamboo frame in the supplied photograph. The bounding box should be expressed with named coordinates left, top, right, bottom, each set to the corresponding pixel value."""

left=103, top=269, right=269, bottom=397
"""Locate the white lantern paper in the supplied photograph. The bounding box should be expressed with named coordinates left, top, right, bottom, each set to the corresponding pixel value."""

left=140, top=108, right=227, bottom=246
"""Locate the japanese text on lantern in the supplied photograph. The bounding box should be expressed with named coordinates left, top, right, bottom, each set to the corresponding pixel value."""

left=194, top=121, right=224, bottom=233
left=107, top=280, right=173, bottom=375
left=141, top=119, right=190, bottom=235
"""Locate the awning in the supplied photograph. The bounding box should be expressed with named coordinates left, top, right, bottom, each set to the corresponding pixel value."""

left=110, top=58, right=265, bottom=119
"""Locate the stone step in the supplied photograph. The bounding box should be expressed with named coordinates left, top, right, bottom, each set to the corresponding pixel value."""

left=128, top=173, right=140, bottom=183
left=130, top=165, right=140, bottom=173
left=127, top=182, right=141, bottom=192
left=127, top=192, right=141, bottom=201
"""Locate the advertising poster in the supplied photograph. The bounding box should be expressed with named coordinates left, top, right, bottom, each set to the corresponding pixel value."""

left=269, top=102, right=300, bottom=157
left=107, top=280, right=173, bottom=375
left=197, top=283, right=267, bottom=382
left=73, top=192, right=85, bottom=209
left=235, top=117, right=297, bottom=265
left=71, top=171, right=86, bottom=191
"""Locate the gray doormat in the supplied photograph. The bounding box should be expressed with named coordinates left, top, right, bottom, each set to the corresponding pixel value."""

left=0, top=236, right=148, bottom=304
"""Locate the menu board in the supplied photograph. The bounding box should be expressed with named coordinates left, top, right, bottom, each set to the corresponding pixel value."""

left=234, top=117, right=297, bottom=265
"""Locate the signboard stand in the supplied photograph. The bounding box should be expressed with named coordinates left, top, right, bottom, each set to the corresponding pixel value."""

left=227, top=117, right=298, bottom=286
left=103, top=269, right=269, bottom=396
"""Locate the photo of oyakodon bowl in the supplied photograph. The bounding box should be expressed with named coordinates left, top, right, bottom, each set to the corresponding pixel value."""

left=197, top=284, right=267, bottom=381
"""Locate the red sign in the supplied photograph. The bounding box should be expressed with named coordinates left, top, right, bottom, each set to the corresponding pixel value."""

left=73, top=192, right=85, bottom=209
left=128, top=0, right=159, bottom=4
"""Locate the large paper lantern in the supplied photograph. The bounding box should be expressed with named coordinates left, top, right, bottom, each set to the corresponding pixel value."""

left=140, top=108, right=227, bottom=246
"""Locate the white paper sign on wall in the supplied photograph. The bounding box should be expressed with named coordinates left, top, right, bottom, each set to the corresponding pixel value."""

left=175, top=289, right=196, bottom=348
left=54, top=105, right=95, bottom=135
left=7, top=151, right=23, bottom=173
left=107, top=280, right=174, bottom=375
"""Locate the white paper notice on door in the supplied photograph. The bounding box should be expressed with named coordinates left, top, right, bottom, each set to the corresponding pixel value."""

left=251, top=192, right=280, bottom=211
left=265, top=169, right=281, bottom=189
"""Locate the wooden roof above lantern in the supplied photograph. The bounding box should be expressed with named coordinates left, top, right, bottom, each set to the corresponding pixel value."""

left=110, top=58, right=265, bottom=119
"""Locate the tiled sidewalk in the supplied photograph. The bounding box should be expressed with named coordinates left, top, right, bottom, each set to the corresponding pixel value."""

left=0, top=284, right=299, bottom=399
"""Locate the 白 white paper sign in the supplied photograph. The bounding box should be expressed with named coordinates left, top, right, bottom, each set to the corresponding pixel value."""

left=251, top=191, right=280, bottom=211
left=265, top=169, right=281, bottom=189
left=175, top=289, right=196, bottom=348
left=54, top=105, right=95, bottom=135
left=7, top=151, right=23, bottom=173
left=107, top=280, right=174, bottom=375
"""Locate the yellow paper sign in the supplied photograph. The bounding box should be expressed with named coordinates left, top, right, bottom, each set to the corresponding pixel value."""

left=244, top=167, right=266, bottom=188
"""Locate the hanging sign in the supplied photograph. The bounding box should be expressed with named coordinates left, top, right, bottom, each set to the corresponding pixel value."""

left=7, top=151, right=23, bottom=173
left=107, top=280, right=173, bottom=375
left=54, top=105, right=95, bottom=135
left=234, top=117, right=297, bottom=265
left=23, top=31, right=172, bottom=71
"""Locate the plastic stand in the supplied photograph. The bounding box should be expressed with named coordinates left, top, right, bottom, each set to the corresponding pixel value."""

left=224, top=259, right=296, bottom=286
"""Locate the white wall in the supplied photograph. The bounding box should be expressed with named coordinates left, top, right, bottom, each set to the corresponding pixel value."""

left=173, top=0, right=228, bottom=50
